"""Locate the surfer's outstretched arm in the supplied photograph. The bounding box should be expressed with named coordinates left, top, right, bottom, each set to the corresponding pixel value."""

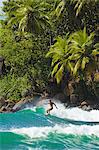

left=53, top=103, right=58, bottom=109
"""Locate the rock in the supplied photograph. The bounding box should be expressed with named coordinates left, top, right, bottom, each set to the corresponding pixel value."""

left=0, top=97, right=5, bottom=108
left=81, top=105, right=88, bottom=111
left=70, top=94, right=79, bottom=105
left=12, top=98, right=27, bottom=112
left=92, top=103, right=99, bottom=110
left=81, top=105, right=92, bottom=111
left=79, top=101, right=92, bottom=111
left=0, top=106, right=7, bottom=112
left=12, top=97, right=34, bottom=112
left=80, top=101, right=88, bottom=107
left=53, top=93, right=66, bottom=102
left=0, top=99, right=16, bottom=113
left=65, top=80, right=75, bottom=96
left=64, top=102, right=70, bottom=108
left=41, top=91, right=49, bottom=99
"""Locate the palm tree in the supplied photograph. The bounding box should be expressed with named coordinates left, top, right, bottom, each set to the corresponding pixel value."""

left=46, top=34, right=74, bottom=83
left=46, top=28, right=98, bottom=83
left=6, top=0, right=51, bottom=33
left=69, top=27, right=98, bottom=78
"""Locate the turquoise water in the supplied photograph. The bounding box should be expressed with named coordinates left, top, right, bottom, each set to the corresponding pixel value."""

left=0, top=105, right=99, bottom=150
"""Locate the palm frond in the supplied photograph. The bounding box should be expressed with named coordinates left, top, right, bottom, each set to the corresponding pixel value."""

left=55, top=64, right=64, bottom=84
left=81, top=57, right=89, bottom=70
left=73, top=59, right=81, bottom=76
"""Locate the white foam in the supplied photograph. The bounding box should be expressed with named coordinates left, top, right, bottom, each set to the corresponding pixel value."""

left=25, top=100, right=99, bottom=122
left=29, top=102, right=99, bottom=122
left=11, top=124, right=99, bottom=138
left=42, top=102, right=99, bottom=122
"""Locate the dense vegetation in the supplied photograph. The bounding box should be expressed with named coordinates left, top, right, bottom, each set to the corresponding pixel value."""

left=0, top=0, right=98, bottom=102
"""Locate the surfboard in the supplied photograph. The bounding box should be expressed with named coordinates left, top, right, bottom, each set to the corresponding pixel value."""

left=45, top=113, right=51, bottom=116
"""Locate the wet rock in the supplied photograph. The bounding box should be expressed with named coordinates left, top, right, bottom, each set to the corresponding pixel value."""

left=70, top=94, right=79, bottom=105
left=0, top=97, right=5, bottom=108
left=12, top=97, right=34, bottom=112
left=41, top=91, right=49, bottom=99
left=0, top=106, right=7, bottom=112
left=53, top=93, right=66, bottom=102
left=80, top=101, right=88, bottom=107
left=12, top=99, right=27, bottom=112
left=79, top=101, right=92, bottom=111
left=81, top=105, right=92, bottom=111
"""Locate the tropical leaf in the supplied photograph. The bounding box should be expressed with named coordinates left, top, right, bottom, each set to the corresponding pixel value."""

left=55, top=64, right=64, bottom=84
left=73, top=59, right=81, bottom=76
left=71, top=0, right=97, bottom=16
left=54, top=0, right=65, bottom=18
left=68, top=61, right=74, bottom=72
left=51, top=63, right=59, bottom=76
left=94, top=43, right=99, bottom=52
left=81, top=57, right=89, bottom=70
left=92, top=49, right=99, bottom=56
left=46, top=28, right=96, bottom=82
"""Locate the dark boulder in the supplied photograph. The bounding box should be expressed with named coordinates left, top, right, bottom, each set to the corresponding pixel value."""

left=53, top=93, right=66, bottom=102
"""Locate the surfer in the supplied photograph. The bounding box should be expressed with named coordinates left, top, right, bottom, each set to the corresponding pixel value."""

left=46, top=99, right=58, bottom=115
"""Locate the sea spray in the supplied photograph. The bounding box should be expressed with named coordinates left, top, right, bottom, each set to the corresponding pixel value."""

left=31, top=102, right=99, bottom=122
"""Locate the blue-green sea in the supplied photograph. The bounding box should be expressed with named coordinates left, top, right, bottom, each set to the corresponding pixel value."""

left=0, top=102, right=99, bottom=150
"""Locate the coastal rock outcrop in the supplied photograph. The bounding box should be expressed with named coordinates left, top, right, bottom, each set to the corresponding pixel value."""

left=12, top=97, right=33, bottom=112
left=79, top=101, right=92, bottom=111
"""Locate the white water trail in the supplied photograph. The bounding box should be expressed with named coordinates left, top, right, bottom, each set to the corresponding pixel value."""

left=51, top=103, right=99, bottom=122
left=29, top=101, right=99, bottom=122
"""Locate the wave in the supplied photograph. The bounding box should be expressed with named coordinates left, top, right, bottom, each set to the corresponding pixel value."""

left=1, top=102, right=99, bottom=150
left=8, top=124, right=99, bottom=138
left=29, top=102, right=99, bottom=122
left=1, top=129, right=99, bottom=150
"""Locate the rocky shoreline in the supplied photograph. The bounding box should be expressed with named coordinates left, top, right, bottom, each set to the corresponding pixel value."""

left=0, top=92, right=99, bottom=113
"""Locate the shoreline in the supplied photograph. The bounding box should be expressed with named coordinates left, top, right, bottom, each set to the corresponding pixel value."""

left=0, top=94, right=99, bottom=113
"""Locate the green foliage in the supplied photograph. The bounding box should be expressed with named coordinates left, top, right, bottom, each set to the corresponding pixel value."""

left=46, top=35, right=71, bottom=83
left=70, top=28, right=98, bottom=76
left=0, top=0, right=98, bottom=100
left=71, top=0, right=98, bottom=16
left=0, top=74, right=31, bottom=100
left=46, top=28, right=98, bottom=83
left=3, top=0, right=51, bottom=33
left=53, top=0, right=98, bottom=37
left=0, top=28, right=34, bottom=77
left=0, top=27, right=50, bottom=99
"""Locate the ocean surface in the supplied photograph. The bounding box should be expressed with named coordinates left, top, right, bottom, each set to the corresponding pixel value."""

left=0, top=100, right=99, bottom=150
